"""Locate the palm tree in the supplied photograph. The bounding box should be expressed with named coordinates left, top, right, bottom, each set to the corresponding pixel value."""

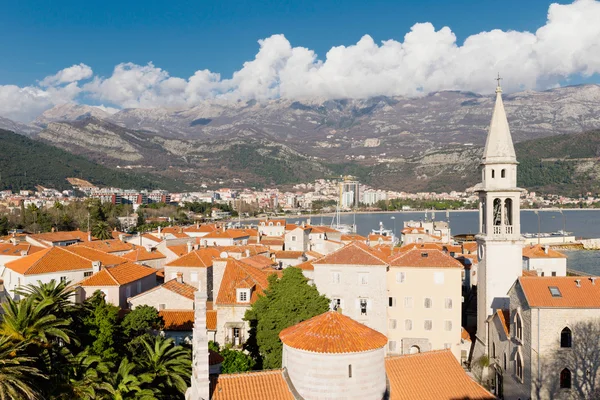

left=14, top=279, right=77, bottom=318
left=50, top=351, right=111, bottom=400
left=0, top=335, right=46, bottom=400
left=137, top=336, right=191, bottom=396
left=0, top=296, right=73, bottom=347
left=92, top=221, right=112, bottom=240
left=98, top=358, right=155, bottom=400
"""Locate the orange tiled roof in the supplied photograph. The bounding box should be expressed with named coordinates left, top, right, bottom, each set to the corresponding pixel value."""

left=239, top=255, right=277, bottom=270
left=122, top=247, right=166, bottom=262
left=165, top=248, right=221, bottom=267
left=340, top=233, right=367, bottom=242
left=522, top=269, right=537, bottom=277
left=204, top=229, right=250, bottom=239
left=0, top=243, right=44, bottom=256
left=314, top=241, right=388, bottom=266
left=386, top=350, right=494, bottom=400
left=216, top=245, right=269, bottom=256
left=79, top=262, right=156, bottom=286
left=142, top=233, right=162, bottom=242
left=259, top=237, right=284, bottom=245
left=522, top=244, right=567, bottom=259
left=207, top=310, right=217, bottom=330
left=279, top=311, right=388, bottom=354
left=162, top=279, right=196, bottom=300
left=210, top=370, right=294, bottom=400
left=183, top=224, right=218, bottom=233
left=309, top=226, right=340, bottom=234
left=368, top=233, right=393, bottom=242
left=159, top=310, right=194, bottom=331
left=5, top=246, right=128, bottom=276
left=518, top=276, right=600, bottom=308
left=216, top=259, right=272, bottom=305
left=295, top=260, right=315, bottom=271
left=166, top=245, right=190, bottom=257
left=305, top=250, right=323, bottom=259
left=82, top=239, right=133, bottom=253
left=389, top=248, right=463, bottom=269
left=496, top=309, right=510, bottom=337
left=28, top=230, right=91, bottom=244
left=461, top=327, right=472, bottom=342
left=396, top=243, right=443, bottom=252
left=274, top=251, right=304, bottom=259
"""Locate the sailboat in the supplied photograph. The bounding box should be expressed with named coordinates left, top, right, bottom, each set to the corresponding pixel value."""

left=330, top=201, right=357, bottom=234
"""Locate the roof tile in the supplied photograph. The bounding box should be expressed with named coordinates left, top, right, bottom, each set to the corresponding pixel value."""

left=313, top=241, right=388, bottom=266
left=79, top=262, right=156, bottom=286
left=210, top=370, right=294, bottom=400
left=518, top=276, right=600, bottom=308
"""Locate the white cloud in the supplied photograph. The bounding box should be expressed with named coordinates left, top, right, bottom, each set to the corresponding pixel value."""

left=40, top=63, right=93, bottom=87
left=2, top=0, right=600, bottom=122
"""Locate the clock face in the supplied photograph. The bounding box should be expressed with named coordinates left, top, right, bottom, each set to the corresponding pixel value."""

left=478, top=244, right=485, bottom=262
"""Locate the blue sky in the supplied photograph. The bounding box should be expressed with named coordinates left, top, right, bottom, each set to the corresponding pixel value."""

left=1, top=0, right=600, bottom=122
left=0, top=0, right=553, bottom=85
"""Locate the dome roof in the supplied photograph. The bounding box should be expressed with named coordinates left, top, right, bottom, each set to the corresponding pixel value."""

left=279, top=311, right=388, bottom=354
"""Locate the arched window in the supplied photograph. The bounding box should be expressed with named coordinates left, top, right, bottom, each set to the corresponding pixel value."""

left=409, top=345, right=420, bottom=354
left=516, top=313, right=523, bottom=341
left=492, top=169, right=495, bottom=179
left=561, top=327, right=572, bottom=348
left=516, top=352, right=523, bottom=380
left=501, top=169, right=506, bottom=178
left=504, top=199, right=513, bottom=226
left=493, top=198, right=502, bottom=226
left=560, top=368, right=571, bottom=389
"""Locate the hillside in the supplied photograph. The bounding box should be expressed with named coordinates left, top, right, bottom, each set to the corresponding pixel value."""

left=0, top=129, right=187, bottom=192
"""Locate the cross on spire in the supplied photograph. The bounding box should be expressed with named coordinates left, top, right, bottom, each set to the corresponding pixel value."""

left=495, top=73, right=503, bottom=93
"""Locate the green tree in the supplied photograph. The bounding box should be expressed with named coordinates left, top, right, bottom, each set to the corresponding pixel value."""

left=79, top=292, right=120, bottom=363
left=92, top=221, right=112, bottom=240
left=14, top=279, right=77, bottom=321
left=121, top=306, right=164, bottom=355
left=0, top=336, right=46, bottom=400
left=50, top=351, right=111, bottom=400
left=219, top=345, right=255, bottom=373
left=244, top=267, right=329, bottom=369
left=136, top=336, right=191, bottom=398
left=98, top=358, right=155, bottom=400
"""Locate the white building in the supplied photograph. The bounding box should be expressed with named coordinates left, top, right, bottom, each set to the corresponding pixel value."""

left=522, top=244, right=567, bottom=277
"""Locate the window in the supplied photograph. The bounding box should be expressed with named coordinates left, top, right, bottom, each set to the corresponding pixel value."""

left=445, top=298, right=453, bottom=309
left=516, top=352, right=523, bottom=381
left=388, top=341, right=397, bottom=352
left=445, top=320, right=452, bottom=331
left=503, top=353, right=507, bottom=371
left=492, top=342, right=496, bottom=358
left=424, top=320, right=433, bottom=331
left=552, top=271, right=557, bottom=277
left=396, top=271, right=406, bottom=283
left=332, top=272, right=341, bottom=284
left=60, top=276, right=67, bottom=283
left=409, top=345, right=420, bottom=354
left=560, top=368, right=571, bottom=389
left=332, top=298, right=343, bottom=310
left=191, top=272, right=198, bottom=282
left=159, top=303, right=166, bottom=310
left=348, top=365, right=352, bottom=378
left=549, top=286, right=562, bottom=297
left=492, top=169, right=495, bottom=178
left=237, top=289, right=249, bottom=303
left=560, top=327, right=572, bottom=348
left=434, top=272, right=445, bottom=284
left=388, top=297, right=396, bottom=307
left=424, top=298, right=432, bottom=308
left=84, top=271, right=93, bottom=277
left=501, top=169, right=506, bottom=178
left=291, top=235, right=297, bottom=242
left=359, top=299, right=368, bottom=316
left=389, top=319, right=397, bottom=329
left=358, top=272, right=369, bottom=285
left=405, top=319, right=413, bottom=331
left=404, top=297, right=413, bottom=308
left=516, top=313, right=523, bottom=341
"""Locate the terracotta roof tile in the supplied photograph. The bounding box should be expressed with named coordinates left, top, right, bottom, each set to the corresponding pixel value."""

left=518, top=276, right=600, bottom=308
left=0, top=243, right=44, bottom=256
left=522, top=244, right=567, bottom=259
left=210, top=370, right=294, bottom=400
left=522, top=269, right=537, bottom=277
left=165, top=248, right=221, bottom=268
left=296, top=260, right=315, bottom=271
left=216, top=260, right=272, bottom=305
left=159, top=310, right=194, bottom=331
left=239, top=255, right=277, bottom=270
left=215, top=245, right=269, bottom=256
left=396, top=243, right=444, bottom=252
left=79, top=262, right=156, bottom=286
left=389, top=248, right=463, bottom=269
left=461, top=327, right=472, bottom=342
left=462, top=242, right=478, bottom=253
left=207, top=310, right=217, bottom=331
left=122, top=247, right=166, bottom=262
left=386, top=350, right=494, bottom=400
left=279, top=311, right=388, bottom=353
left=258, top=237, right=284, bottom=246
left=166, top=245, right=190, bottom=257
left=183, top=224, right=218, bottom=233
left=204, top=230, right=250, bottom=239
left=82, top=239, right=134, bottom=253
left=313, top=241, right=388, bottom=266
left=368, top=234, right=393, bottom=242
left=309, top=226, right=340, bottom=234
left=162, top=279, right=196, bottom=300
left=304, top=250, right=323, bottom=259
left=495, top=309, right=510, bottom=337
left=28, top=230, right=90, bottom=244
left=274, top=251, right=304, bottom=259
left=341, top=233, right=367, bottom=242
left=66, top=245, right=130, bottom=266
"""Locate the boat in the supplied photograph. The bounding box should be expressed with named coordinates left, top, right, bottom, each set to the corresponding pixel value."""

left=330, top=201, right=356, bottom=234
left=371, top=221, right=399, bottom=246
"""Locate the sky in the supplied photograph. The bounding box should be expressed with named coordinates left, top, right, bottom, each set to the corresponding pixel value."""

left=1, top=0, right=600, bottom=122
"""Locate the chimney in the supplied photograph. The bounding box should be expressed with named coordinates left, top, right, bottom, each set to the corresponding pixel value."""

left=245, top=249, right=250, bottom=258
left=176, top=272, right=183, bottom=283
left=88, top=232, right=92, bottom=242
left=307, top=218, right=311, bottom=226
left=51, top=227, right=56, bottom=233
left=187, top=241, right=193, bottom=254
left=575, top=279, right=581, bottom=288
left=20, top=250, right=27, bottom=257
left=158, top=226, right=162, bottom=237
left=10, top=237, right=17, bottom=246
left=222, top=225, right=226, bottom=233
left=544, top=245, right=549, bottom=254
left=590, top=277, right=597, bottom=285
left=92, top=261, right=102, bottom=274
left=301, top=221, right=305, bottom=228
left=196, top=222, right=200, bottom=229
left=536, top=269, right=543, bottom=277
left=118, top=233, right=126, bottom=242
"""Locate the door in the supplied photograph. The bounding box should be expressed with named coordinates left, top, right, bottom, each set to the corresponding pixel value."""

left=233, top=328, right=241, bottom=346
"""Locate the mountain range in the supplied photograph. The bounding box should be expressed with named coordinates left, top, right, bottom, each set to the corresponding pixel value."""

left=1, top=84, right=600, bottom=193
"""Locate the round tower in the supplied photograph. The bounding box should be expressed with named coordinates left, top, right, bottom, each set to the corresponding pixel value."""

left=279, top=311, right=388, bottom=400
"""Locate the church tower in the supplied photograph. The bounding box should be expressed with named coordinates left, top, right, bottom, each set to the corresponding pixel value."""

left=475, top=78, right=523, bottom=348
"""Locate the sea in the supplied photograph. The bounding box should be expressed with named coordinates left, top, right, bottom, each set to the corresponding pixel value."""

left=283, top=209, right=600, bottom=275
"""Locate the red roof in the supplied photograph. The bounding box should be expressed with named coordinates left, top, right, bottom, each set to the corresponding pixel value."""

left=159, top=310, right=194, bottom=331
left=216, top=259, right=273, bottom=305
left=389, top=248, right=463, bottom=269
left=518, top=276, right=600, bottom=308
left=210, top=370, right=293, bottom=400
left=165, top=248, right=221, bottom=268
left=162, top=279, right=197, bottom=300
left=122, top=247, right=166, bottom=262
left=79, top=262, right=156, bottom=286
left=82, top=239, right=134, bottom=253
left=274, top=251, right=304, bottom=259
left=386, top=350, right=494, bottom=400
left=313, top=241, right=388, bottom=266
left=522, top=244, right=567, bottom=259
left=0, top=243, right=45, bottom=256
left=279, top=311, right=388, bottom=354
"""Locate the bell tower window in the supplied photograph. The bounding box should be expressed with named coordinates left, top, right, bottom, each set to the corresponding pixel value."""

left=491, top=169, right=495, bottom=179
left=493, top=198, right=502, bottom=226
left=504, top=199, right=513, bottom=226
left=501, top=169, right=506, bottom=178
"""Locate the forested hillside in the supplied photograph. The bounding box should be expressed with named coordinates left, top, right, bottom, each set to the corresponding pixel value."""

left=0, top=129, right=187, bottom=191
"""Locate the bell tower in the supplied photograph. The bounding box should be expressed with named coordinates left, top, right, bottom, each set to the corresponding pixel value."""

left=475, top=77, right=523, bottom=348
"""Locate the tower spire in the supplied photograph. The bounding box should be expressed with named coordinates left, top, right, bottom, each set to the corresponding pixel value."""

left=482, top=73, right=516, bottom=164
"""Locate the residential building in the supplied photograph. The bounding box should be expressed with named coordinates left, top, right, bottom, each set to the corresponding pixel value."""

left=522, top=244, right=567, bottom=277
left=128, top=276, right=196, bottom=310
left=164, top=248, right=221, bottom=293
left=122, top=246, right=167, bottom=269
left=284, top=225, right=311, bottom=252
left=257, top=219, right=286, bottom=237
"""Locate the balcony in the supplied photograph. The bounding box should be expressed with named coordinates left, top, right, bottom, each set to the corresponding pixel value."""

left=492, top=225, right=514, bottom=236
